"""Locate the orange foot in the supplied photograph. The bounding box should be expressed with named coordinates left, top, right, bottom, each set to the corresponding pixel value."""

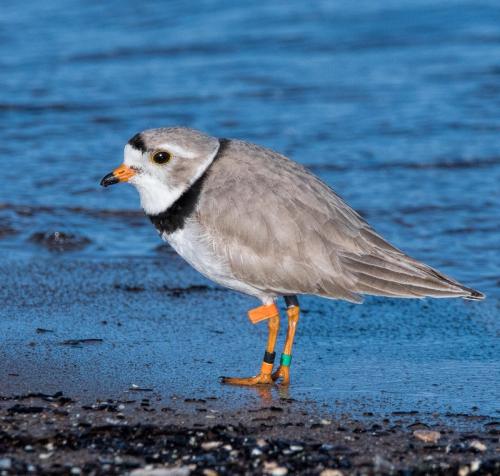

left=271, top=366, right=290, bottom=385
left=221, top=373, right=273, bottom=386
left=221, top=361, right=275, bottom=386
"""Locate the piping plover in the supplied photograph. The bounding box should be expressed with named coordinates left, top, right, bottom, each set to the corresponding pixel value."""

left=101, top=127, right=484, bottom=386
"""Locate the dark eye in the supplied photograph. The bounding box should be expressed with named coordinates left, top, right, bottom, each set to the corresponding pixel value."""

left=152, top=151, right=172, bottom=165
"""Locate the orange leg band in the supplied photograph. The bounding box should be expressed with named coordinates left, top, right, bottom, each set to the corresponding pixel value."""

left=248, top=303, right=280, bottom=324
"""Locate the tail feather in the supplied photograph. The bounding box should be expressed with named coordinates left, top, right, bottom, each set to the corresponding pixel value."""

left=464, top=289, right=485, bottom=300
left=341, top=252, right=485, bottom=300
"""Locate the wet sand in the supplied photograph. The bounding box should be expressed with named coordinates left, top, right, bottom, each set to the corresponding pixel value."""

left=0, top=391, right=499, bottom=475
left=0, top=256, right=498, bottom=474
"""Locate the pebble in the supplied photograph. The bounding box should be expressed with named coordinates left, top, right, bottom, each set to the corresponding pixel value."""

left=271, top=468, right=288, bottom=476
left=29, top=231, right=90, bottom=252
left=201, top=441, right=222, bottom=451
left=202, top=470, right=218, bottom=476
left=320, top=470, right=344, bottom=476
left=469, top=440, right=487, bottom=452
left=130, top=467, right=191, bottom=476
left=0, top=459, right=12, bottom=470
left=105, top=417, right=122, bottom=425
left=413, top=430, right=441, bottom=444
left=470, top=460, right=481, bottom=472
left=458, top=465, right=470, bottom=476
left=263, top=462, right=288, bottom=475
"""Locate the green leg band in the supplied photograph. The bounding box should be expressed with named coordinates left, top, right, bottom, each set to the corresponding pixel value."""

left=280, top=353, right=292, bottom=367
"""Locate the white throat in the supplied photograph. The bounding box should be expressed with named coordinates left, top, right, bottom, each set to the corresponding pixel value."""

left=134, top=176, right=183, bottom=216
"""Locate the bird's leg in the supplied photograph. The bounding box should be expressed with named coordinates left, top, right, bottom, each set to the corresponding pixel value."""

left=221, top=303, right=280, bottom=386
left=272, top=296, right=300, bottom=385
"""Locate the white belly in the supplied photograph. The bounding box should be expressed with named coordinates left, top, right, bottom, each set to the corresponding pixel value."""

left=162, top=222, right=268, bottom=300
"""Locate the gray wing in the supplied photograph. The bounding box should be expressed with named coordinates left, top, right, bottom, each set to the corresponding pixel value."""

left=197, top=139, right=483, bottom=302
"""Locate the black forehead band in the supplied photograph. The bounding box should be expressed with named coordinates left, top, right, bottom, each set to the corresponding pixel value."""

left=127, top=133, right=146, bottom=152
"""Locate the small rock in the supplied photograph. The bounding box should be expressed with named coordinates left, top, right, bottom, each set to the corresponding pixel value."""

left=263, top=462, right=288, bottom=475
left=320, top=419, right=332, bottom=426
left=0, top=459, right=12, bottom=470
left=458, top=465, right=470, bottom=476
left=105, top=417, right=122, bottom=425
left=470, top=460, right=481, bottom=472
left=469, top=440, right=487, bottom=452
left=271, top=468, right=288, bottom=476
left=289, top=445, right=303, bottom=452
left=251, top=448, right=263, bottom=456
left=201, top=441, right=222, bottom=451
left=320, top=470, right=344, bottom=476
left=130, top=467, right=191, bottom=476
left=413, top=430, right=441, bottom=443
left=29, top=231, right=91, bottom=252
left=39, top=453, right=52, bottom=460
left=202, top=470, right=218, bottom=476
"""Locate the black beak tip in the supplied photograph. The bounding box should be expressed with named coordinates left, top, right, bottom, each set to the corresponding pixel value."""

left=100, top=173, right=119, bottom=188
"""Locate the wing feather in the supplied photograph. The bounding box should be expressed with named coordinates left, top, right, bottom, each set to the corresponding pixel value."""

left=196, top=140, right=483, bottom=301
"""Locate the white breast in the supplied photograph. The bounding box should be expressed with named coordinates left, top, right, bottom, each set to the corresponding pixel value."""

left=162, top=221, right=268, bottom=300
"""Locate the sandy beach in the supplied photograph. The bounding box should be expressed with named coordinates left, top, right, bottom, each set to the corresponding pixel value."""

left=0, top=256, right=498, bottom=474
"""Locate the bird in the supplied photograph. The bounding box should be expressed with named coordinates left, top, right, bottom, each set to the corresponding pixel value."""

left=100, top=127, right=484, bottom=386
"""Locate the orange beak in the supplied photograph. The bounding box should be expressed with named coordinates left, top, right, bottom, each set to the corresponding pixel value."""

left=100, top=164, right=136, bottom=187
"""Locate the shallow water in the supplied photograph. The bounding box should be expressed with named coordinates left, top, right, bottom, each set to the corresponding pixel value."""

left=0, top=1, right=499, bottom=417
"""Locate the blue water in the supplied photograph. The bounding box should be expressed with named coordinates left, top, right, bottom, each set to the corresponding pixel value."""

left=1, top=0, right=499, bottom=294
left=0, top=1, right=499, bottom=416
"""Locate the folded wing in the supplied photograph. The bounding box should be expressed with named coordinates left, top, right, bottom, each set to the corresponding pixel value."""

left=197, top=140, right=484, bottom=302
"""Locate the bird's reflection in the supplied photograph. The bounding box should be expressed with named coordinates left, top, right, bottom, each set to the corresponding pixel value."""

left=248, top=384, right=291, bottom=405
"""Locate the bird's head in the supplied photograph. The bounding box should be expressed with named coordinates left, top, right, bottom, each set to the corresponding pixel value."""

left=100, top=127, right=220, bottom=215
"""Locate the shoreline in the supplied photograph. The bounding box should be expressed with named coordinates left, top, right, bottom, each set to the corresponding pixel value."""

left=0, top=258, right=498, bottom=474
left=0, top=391, right=498, bottom=475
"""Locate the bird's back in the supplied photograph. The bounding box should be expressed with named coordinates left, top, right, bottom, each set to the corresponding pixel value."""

left=196, top=139, right=484, bottom=302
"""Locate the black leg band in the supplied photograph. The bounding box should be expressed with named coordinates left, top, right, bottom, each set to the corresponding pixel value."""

left=284, top=295, right=299, bottom=308
left=263, top=351, right=276, bottom=364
